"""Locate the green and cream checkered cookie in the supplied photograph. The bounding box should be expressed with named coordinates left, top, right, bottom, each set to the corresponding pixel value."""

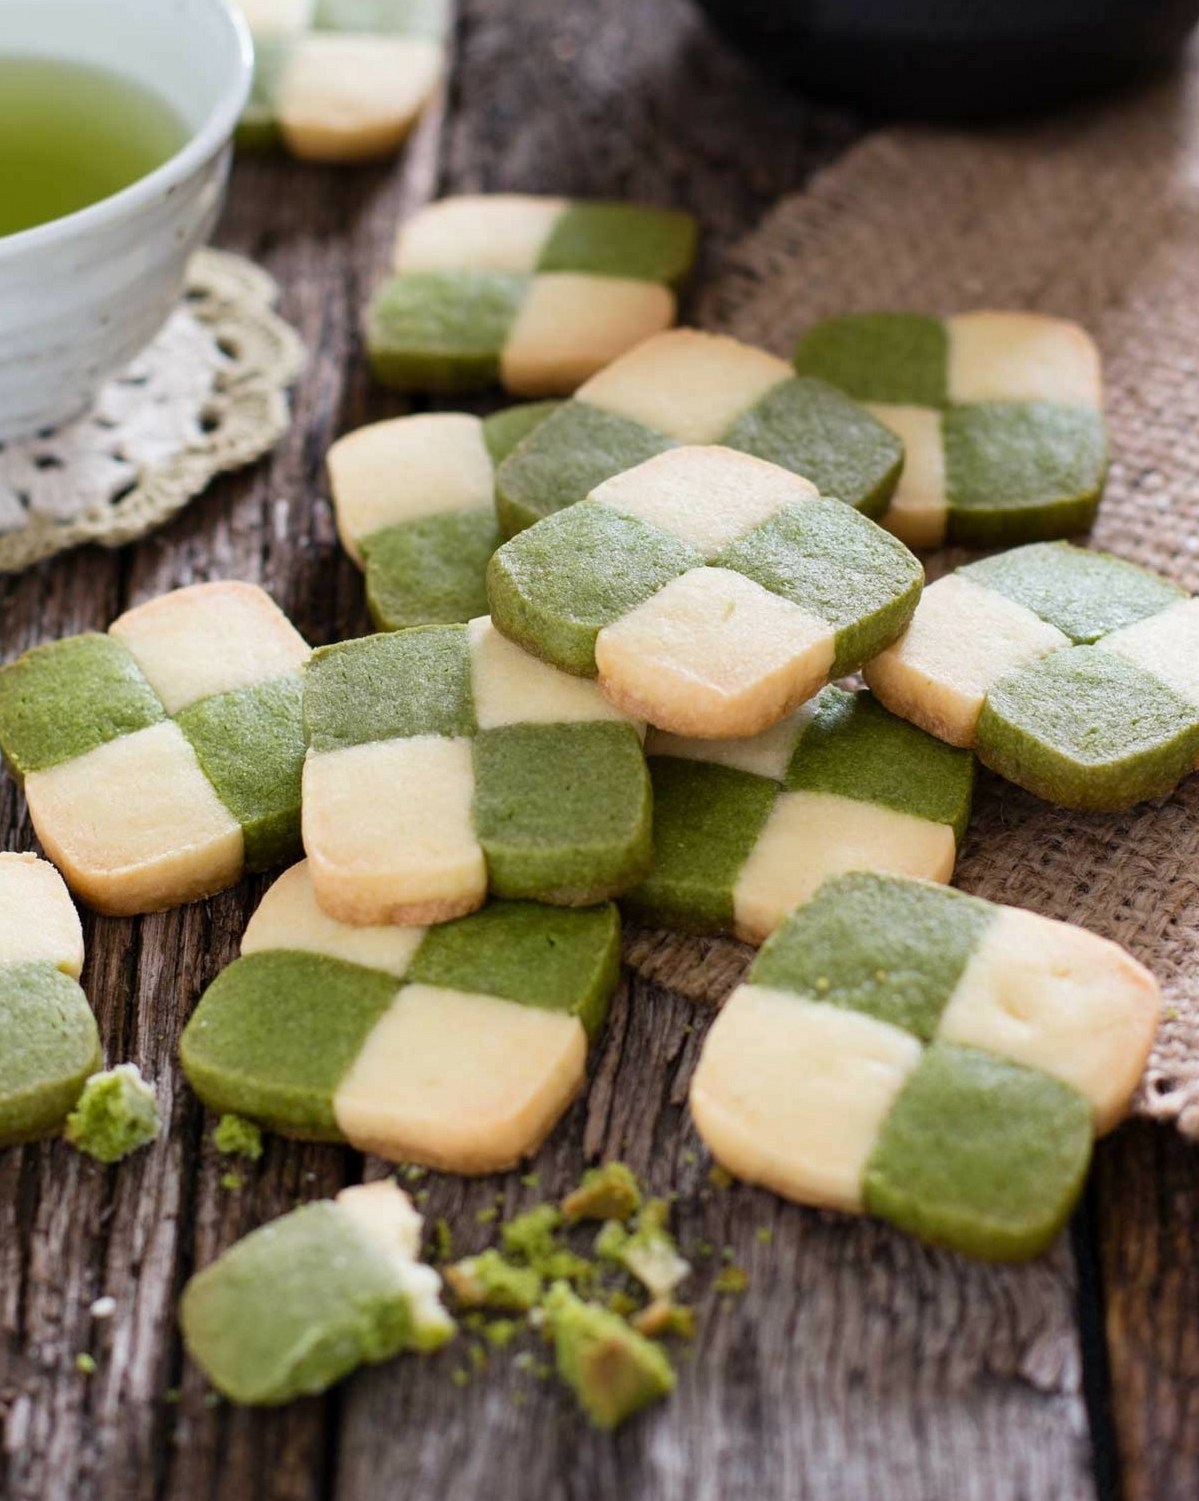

left=691, top=872, right=1159, bottom=1260
left=492, top=327, right=905, bottom=536
left=181, top=1180, right=454, bottom=1404
left=301, top=617, right=650, bottom=925
left=0, top=583, right=310, bottom=915
left=864, top=542, right=1199, bottom=810
left=328, top=401, right=558, bottom=631
left=0, top=853, right=100, bottom=1147
left=793, top=311, right=1108, bottom=548
left=180, top=861, right=620, bottom=1172
left=488, top=445, right=923, bottom=739
left=623, top=686, right=974, bottom=945
left=235, top=0, right=448, bottom=162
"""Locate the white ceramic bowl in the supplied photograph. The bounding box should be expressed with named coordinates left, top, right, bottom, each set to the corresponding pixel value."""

left=0, top=0, right=252, bottom=441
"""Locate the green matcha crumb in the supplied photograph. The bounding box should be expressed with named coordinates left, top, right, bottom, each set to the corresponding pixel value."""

left=432, top=1218, right=454, bottom=1264
left=469, top=1343, right=488, bottom=1372
left=502, top=1205, right=593, bottom=1284
left=64, top=1064, right=161, bottom=1164
left=755, top=1227, right=774, bottom=1245
left=681, top=1150, right=698, bottom=1167
left=561, top=1162, right=642, bottom=1224
left=203, top=1392, right=222, bottom=1409
left=415, top=1189, right=430, bottom=1207
left=451, top=1368, right=470, bottom=1388
left=445, top=1250, right=543, bottom=1313
left=520, top=1172, right=541, bottom=1189
left=220, top=1171, right=243, bottom=1192
left=714, top=1265, right=749, bottom=1295
left=721, top=1245, right=735, bottom=1261
left=544, top=1282, right=676, bottom=1430
left=632, top=1300, right=696, bottom=1340
left=213, top=1114, right=263, bottom=1162
left=607, top=1289, right=639, bottom=1318
left=513, top=1388, right=527, bottom=1406
left=695, top=1241, right=715, bottom=1259
left=476, top=1205, right=500, bottom=1225
left=400, top=1163, right=428, bottom=1183
left=596, top=1200, right=690, bottom=1302
left=815, top=976, right=831, bottom=992
left=707, top=1165, right=733, bottom=1191
left=483, top=1319, right=520, bottom=1349
left=875, top=969, right=890, bottom=983
left=164, top=1387, right=181, bottom=1405
left=75, top=1352, right=96, bottom=1375
left=1165, top=1008, right=1180, bottom=1022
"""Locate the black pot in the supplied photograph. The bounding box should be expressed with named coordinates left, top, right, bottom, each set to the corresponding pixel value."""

left=694, top=0, right=1199, bottom=120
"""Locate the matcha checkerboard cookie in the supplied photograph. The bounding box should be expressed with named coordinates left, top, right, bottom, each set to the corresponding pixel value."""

left=181, top=1180, right=453, bottom=1404
left=493, top=327, right=905, bottom=536
left=623, top=686, right=974, bottom=945
left=793, top=311, right=1108, bottom=548
left=328, top=401, right=558, bottom=631
left=0, top=583, right=310, bottom=915
left=690, top=872, right=1159, bottom=1260
left=180, top=861, right=620, bottom=1172
left=301, top=617, right=650, bottom=925
left=236, top=0, right=448, bottom=162
left=488, top=445, right=923, bottom=739
left=0, top=853, right=100, bottom=1147
left=864, top=542, right=1199, bottom=811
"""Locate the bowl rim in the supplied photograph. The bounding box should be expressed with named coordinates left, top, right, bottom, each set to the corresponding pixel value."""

left=0, top=0, right=253, bottom=265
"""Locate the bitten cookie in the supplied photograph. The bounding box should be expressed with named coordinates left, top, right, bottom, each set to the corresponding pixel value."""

left=301, top=618, right=651, bottom=925
left=863, top=541, right=1199, bottom=810
left=690, top=872, right=1159, bottom=1260
left=793, top=311, right=1108, bottom=548
left=180, top=861, right=621, bottom=1172
left=328, top=402, right=558, bottom=630
left=236, top=0, right=449, bottom=161
left=493, top=328, right=905, bottom=534
left=623, top=686, right=974, bottom=944
left=0, top=583, right=310, bottom=914
left=0, top=853, right=100, bottom=1146
left=180, top=1180, right=453, bottom=1404
left=488, top=445, right=923, bottom=738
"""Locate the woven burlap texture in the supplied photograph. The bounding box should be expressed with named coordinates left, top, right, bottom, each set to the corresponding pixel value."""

left=0, top=249, right=304, bottom=572
left=627, top=57, right=1199, bottom=1135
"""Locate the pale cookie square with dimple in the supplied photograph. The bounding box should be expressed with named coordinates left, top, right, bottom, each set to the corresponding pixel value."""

left=0, top=582, right=311, bottom=914
left=180, top=860, right=621, bottom=1173
left=488, top=444, right=923, bottom=739
left=793, top=310, right=1108, bottom=549
left=690, top=871, right=1159, bottom=1261
left=863, top=541, right=1199, bottom=810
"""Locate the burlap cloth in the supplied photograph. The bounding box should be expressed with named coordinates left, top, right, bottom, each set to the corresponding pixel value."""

left=627, top=52, right=1199, bottom=1135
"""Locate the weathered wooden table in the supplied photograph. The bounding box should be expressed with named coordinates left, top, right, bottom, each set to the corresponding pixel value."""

left=3, top=3, right=1198, bottom=1497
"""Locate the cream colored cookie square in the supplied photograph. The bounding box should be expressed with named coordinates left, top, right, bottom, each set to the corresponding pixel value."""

left=24, top=722, right=243, bottom=916
left=866, top=404, right=947, bottom=550
left=242, top=860, right=426, bottom=978
left=591, top=446, right=816, bottom=558
left=333, top=984, right=587, bottom=1173
left=863, top=573, right=1069, bottom=747
left=690, top=984, right=922, bottom=1211
left=328, top=414, right=494, bottom=565
left=937, top=905, right=1160, bottom=1136
left=646, top=701, right=818, bottom=783
left=0, top=852, right=84, bottom=978
left=110, top=581, right=310, bottom=716
left=302, top=736, right=486, bottom=926
left=467, top=617, right=630, bottom=731
left=732, top=791, right=957, bottom=946
left=499, top=274, right=675, bottom=398
left=235, top=0, right=314, bottom=37
left=277, top=35, right=443, bottom=163
left=577, top=328, right=790, bottom=444
left=1098, top=597, right=1199, bottom=713
left=394, top=195, right=568, bottom=274
left=595, top=567, right=835, bottom=738
left=946, top=312, right=1103, bottom=408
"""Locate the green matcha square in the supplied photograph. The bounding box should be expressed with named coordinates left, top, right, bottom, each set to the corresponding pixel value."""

left=863, top=1043, right=1092, bottom=1261
left=304, top=626, right=476, bottom=752
left=493, top=401, right=675, bottom=536
left=487, top=504, right=701, bottom=676
left=180, top=952, right=399, bottom=1137
left=362, top=510, right=502, bottom=632
left=472, top=722, right=652, bottom=905
left=785, top=688, right=975, bottom=841
left=977, top=646, right=1199, bottom=810
left=716, top=497, right=923, bottom=675
left=406, top=899, right=621, bottom=1040
left=0, top=633, right=165, bottom=778
left=482, top=400, right=562, bottom=466
left=367, top=272, right=526, bottom=394
left=961, top=542, right=1185, bottom=645
left=621, top=758, right=779, bottom=935
left=792, top=313, right=949, bottom=407
left=314, top=0, right=450, bottom=36
left=749, top=872, right=992, bottom=1042
left=943, top=403, right=1108, bottom=547
left=721, top=376, right=904, bottom=519
left=538, top=203, right=698, bottom=290
left=176, top=676, right=307, bottom=873
left=0, top=964, right=102, bottom=1146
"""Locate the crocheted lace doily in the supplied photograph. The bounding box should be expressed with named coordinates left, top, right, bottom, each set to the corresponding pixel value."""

left=0, top=249, right=305, bottom=572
